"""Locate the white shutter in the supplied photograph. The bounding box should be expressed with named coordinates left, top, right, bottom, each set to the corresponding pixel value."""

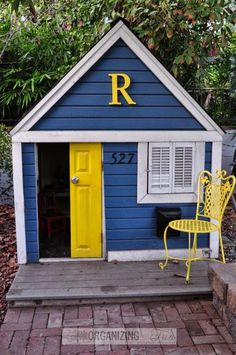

left=148, top=143, right=172, bottom=193
left=173, top=143, right=194, bottom=193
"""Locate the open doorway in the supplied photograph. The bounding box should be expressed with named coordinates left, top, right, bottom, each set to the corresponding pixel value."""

left=38, top=143, right=70, bottom=258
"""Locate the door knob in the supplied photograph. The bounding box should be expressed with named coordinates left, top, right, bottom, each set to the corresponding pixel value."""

left=71, top=176, right=79, bottom=184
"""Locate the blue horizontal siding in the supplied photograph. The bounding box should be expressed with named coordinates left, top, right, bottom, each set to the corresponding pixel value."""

left=205, top=142, right=212, bottom=171
left=104, top=143, right=209, bottom=251
left=58, top=94, right=181, bottom=107
left=22, top=143, right=39, bottom=263
left=33, top=118, right=201, bottom=131
left=32, top=40, right=204, bottom=131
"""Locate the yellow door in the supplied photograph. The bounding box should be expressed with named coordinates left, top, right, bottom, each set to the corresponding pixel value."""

left=70, top=143, right=102, bottom=257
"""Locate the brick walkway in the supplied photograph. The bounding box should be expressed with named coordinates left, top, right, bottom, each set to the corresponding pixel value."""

left=1, top=299, right=236, bottom=354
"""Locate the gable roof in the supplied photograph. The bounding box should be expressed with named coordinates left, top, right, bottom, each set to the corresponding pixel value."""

left=11, top=19, right=224, bottom=136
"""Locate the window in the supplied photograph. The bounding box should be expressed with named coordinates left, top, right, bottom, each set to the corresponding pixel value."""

left=138, top=142, right=205, bottom=203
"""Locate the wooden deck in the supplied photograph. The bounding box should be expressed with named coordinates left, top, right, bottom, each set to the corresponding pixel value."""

left=7, top=261, right=212, bottom=307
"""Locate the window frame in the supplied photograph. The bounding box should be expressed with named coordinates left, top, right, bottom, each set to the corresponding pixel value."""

left=137, top=142, right=205, bottom=204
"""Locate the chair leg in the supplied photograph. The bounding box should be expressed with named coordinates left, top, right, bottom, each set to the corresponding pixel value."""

left=159, top=225, right=169, bottom=270
left=192, top=233, right=197, bottom=258
left=219, top=229, right=225, bottom=263
left=186, top=232, right=192, bottom=283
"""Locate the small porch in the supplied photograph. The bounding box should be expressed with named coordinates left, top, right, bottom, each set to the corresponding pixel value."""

left=7, top=260, right=212, bottom=307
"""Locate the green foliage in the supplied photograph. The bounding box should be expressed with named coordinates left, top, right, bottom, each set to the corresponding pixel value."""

left=0, top=0, right=235, bottom=123
left=0, top=124, right=12, bottom=176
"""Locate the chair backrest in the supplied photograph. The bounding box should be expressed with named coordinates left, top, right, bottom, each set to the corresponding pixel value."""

left=196, top=170, right=236, bottom=224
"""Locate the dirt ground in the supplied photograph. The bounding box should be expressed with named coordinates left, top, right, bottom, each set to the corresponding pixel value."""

left=0, top=204, right=235, bottom=325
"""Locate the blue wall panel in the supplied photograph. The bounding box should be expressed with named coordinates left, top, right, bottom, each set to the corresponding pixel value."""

left=32, top=40, right=204, bottom=131
left=22, top=144, right=39, bottom=262
left=104, top=143, right=209, bottom=251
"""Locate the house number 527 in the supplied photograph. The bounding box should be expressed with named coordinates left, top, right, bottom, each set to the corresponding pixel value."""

left=111, top=152, right=135, bottom=164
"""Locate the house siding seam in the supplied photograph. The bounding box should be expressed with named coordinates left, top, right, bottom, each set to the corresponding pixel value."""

left=32, top=40, right=204, bottom=131
left=103, top=143, right=210, bottom=251
left=22, top=143, right=39, bottom=262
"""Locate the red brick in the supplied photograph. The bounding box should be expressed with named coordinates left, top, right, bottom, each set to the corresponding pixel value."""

left=1, top=322, right=31, bottom=331
left=43, top=335, right=61, bottom=355
left=213, top=343, right=234, bottom=355
left=0, top=330, right=14, bottom=349
left=196, top=344, right=216, bottom=355
left=108, top=351, right=130, bottom=355
left=94, top=309, right=108, bottom=325
left=108, top=313, right=123, bottom=326
left=111, top=344, right=128, bottom=351
left=150, top=309, right=167, bottom=324
left=3, top=308, right=21, bottom=323
left=202, top=304, right=219, bottom=318
left=19, top=308, right=35, bottom=323
left=48, top=312, right=63, bottom=328
left=187, top=301, right=204, bottom=313
left=63, top=318, right=93, bottom=327
left=122, top=315, right=152, bottom=325
left=30, top=328, right=62, bottom=337
left=228, top=343, right=236, bottom=352
left=212, top=318, right=224, bottom=326
left=106, top=304, right=120, bottom=314
left=200, top=300, right=213, bottom=306
left=163, top=305, right=181, bottom=322
left=134, top=303, right=150, bottom=316
left=64, top=306, right=78, bottom=320
left=198, top=320, right=218, bottom=335
left=180, top=313, right=210, bottom=321
left=162, top=345, right=199, bottom=354
left=192, top=334, right=225, bottom=344
left=9, top=330, right=30, bottom=353
left=60, top=344, right=94, bottom=354
left=35, top=306, right=64, bottom=314
left=95, top=343, right=111, bottom=352
left=121, top=303, right=135, bottom=317
left=174, top=302, right=191, bottom=315
left=143, top=348, right=163, bottom=355
left=217, top=326, right=235, bottom=344
left=158, top=320, right=185, bottom=329
left=177, top=328, right=193, bottom=347
left=26, top=336, right=45, bottom=355
left=79, top=306, right=93, bottom=319
left=32, top=313, right=48, bottom=329
left=184, top=320, right=204, bottom=336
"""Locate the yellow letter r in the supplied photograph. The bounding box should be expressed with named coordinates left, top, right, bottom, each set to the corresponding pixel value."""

left=108, top=73, right=136, bottom=105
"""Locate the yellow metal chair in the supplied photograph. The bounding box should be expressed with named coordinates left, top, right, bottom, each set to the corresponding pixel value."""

left=159, top=170, right=236, bottom=283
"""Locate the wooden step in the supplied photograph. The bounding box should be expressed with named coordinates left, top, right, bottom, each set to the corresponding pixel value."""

left=7, top=260, right=212, bottom=307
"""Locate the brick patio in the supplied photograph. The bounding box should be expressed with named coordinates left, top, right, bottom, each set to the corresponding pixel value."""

left=1, top=299, right=236, bottom=354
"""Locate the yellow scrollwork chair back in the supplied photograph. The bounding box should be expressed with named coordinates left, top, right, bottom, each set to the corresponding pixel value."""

left=196, top=170, right=235, bottom=225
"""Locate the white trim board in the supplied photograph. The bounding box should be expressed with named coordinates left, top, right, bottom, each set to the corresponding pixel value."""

left=107, top=248, right=209, bottom=262
left=209, top=141, right=223, bottom=258
left=12, top=130, right=222, bottom=143
left=12, top=143, right=27, bottom=264
left=11, top=20, right=223, bottom=137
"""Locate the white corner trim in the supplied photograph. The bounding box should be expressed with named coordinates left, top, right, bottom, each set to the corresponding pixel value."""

left=209, top=141, right=223, bottom=258
left=137, top=142, right=205, bottom=204
left=11, top=20, right=223, bottom=137
left=107, top=248, right=208, bottom=262
left=12, top=143, right=27, bottom=264
left=12, top=130, right=222, bottom=143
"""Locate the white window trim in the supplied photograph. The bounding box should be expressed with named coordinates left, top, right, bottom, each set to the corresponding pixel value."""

left=137, top=142, right=205, bottom=204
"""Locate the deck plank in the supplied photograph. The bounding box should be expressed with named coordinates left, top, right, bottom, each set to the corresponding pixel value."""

left=7, top=260, right=212, bottom=305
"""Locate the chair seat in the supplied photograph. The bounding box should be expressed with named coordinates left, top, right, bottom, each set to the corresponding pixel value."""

left=169, top=219, right=219, bottom=233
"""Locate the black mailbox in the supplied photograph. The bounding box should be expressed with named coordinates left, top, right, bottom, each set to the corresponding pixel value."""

left=156, top=207, right=181, bottom=237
